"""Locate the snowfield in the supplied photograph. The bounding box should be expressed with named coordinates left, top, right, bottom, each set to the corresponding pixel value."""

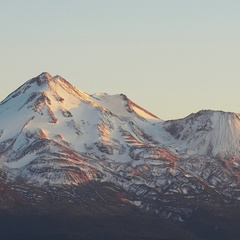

left=0, top=72, right=240, bottom=206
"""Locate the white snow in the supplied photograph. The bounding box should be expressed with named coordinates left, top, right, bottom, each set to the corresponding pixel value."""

left=1, top=72, right=240, bottom=200
left=91, top=93, right=159, bottom=121
left=4, top=153, right=37, bottom=168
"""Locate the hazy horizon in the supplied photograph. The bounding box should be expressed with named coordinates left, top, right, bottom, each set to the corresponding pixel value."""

left=1, top=0, right=239, bottom=120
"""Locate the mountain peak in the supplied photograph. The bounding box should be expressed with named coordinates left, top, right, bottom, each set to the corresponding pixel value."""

left=28, top=72, right=53, bottom=86
left=39, top=72, right=52, bottom=80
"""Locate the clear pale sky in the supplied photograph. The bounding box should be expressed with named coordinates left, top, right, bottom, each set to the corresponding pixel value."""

left=0, top=0, right=239, bottom=120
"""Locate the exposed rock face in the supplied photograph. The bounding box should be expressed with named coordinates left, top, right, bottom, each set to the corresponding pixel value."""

left=0, top=73, right=240, bottom=234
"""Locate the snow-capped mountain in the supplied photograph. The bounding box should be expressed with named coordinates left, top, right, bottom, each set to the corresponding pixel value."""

left=0, top=72, right=240, bottom=224
left=0, top=72, right=161, bottom=184
left=163, top=110, right=240, bottom=158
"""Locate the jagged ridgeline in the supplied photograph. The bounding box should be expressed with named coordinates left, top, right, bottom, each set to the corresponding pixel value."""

left=0, top=72, right=240, bottom=240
